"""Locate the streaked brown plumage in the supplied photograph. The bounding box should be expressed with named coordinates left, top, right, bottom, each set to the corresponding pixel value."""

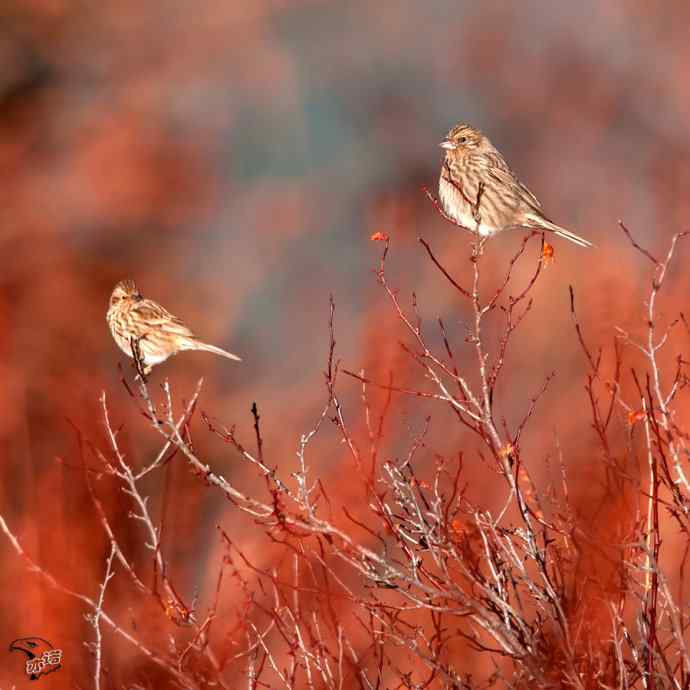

left=438, top=122, right=592, bottom=248
left=107, top=279, right=242, bottom=375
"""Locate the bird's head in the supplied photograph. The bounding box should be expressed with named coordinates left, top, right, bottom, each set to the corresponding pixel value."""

left=9, top=637, right=61, bottom=680
left=9, top=636, right=53, bottom=659
left=109, top=279, right=142, bottom=309
left=440, top=123, right=489, bottom=157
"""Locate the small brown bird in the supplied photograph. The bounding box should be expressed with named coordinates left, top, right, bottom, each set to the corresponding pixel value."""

left=438, top=122, right=592, bottom=247
left=107, top=279, right=242, bottom=375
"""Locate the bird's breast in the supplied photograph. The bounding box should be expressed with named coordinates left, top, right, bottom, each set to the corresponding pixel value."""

left=439, top=176, right=498, bottom=236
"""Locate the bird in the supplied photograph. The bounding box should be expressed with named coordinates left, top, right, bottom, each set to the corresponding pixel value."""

left=9, top=637, right=62, bottom=680
left=107, top=279, right=242, bottom=375
left=438, top=122, right=592, bottom=248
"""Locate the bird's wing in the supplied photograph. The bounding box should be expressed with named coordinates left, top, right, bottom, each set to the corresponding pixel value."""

left=486, top=165, right=542, bottom=212
left=131, top=299, right=195, bottom=338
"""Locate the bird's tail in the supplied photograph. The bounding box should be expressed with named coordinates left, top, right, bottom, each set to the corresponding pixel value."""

left=191, top=340, right=242, bottom=362
left=526, top=215, right=593, bottom=248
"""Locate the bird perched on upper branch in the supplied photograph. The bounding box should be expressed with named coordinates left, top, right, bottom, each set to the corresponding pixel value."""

left=438, top=122, right=592, bottom=248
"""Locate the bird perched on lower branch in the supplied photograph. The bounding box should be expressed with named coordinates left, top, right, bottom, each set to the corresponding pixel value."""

left=107, top=279, right=242, bottom=375
left=438, top=122, right=592, bottom=248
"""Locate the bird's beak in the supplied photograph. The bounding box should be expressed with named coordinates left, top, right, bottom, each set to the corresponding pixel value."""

left=439, top=140, right=456, bottom=150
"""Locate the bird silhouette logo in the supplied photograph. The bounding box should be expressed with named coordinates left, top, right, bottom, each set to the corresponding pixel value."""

left=9, top=637, right=63, bottom=680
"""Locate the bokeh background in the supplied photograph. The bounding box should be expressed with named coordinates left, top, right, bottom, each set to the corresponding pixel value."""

left=2, top=0, right=690, bottom=686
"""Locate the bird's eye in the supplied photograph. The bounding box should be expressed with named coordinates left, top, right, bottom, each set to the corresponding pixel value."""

left=458, top=136, right=467, bottom=144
